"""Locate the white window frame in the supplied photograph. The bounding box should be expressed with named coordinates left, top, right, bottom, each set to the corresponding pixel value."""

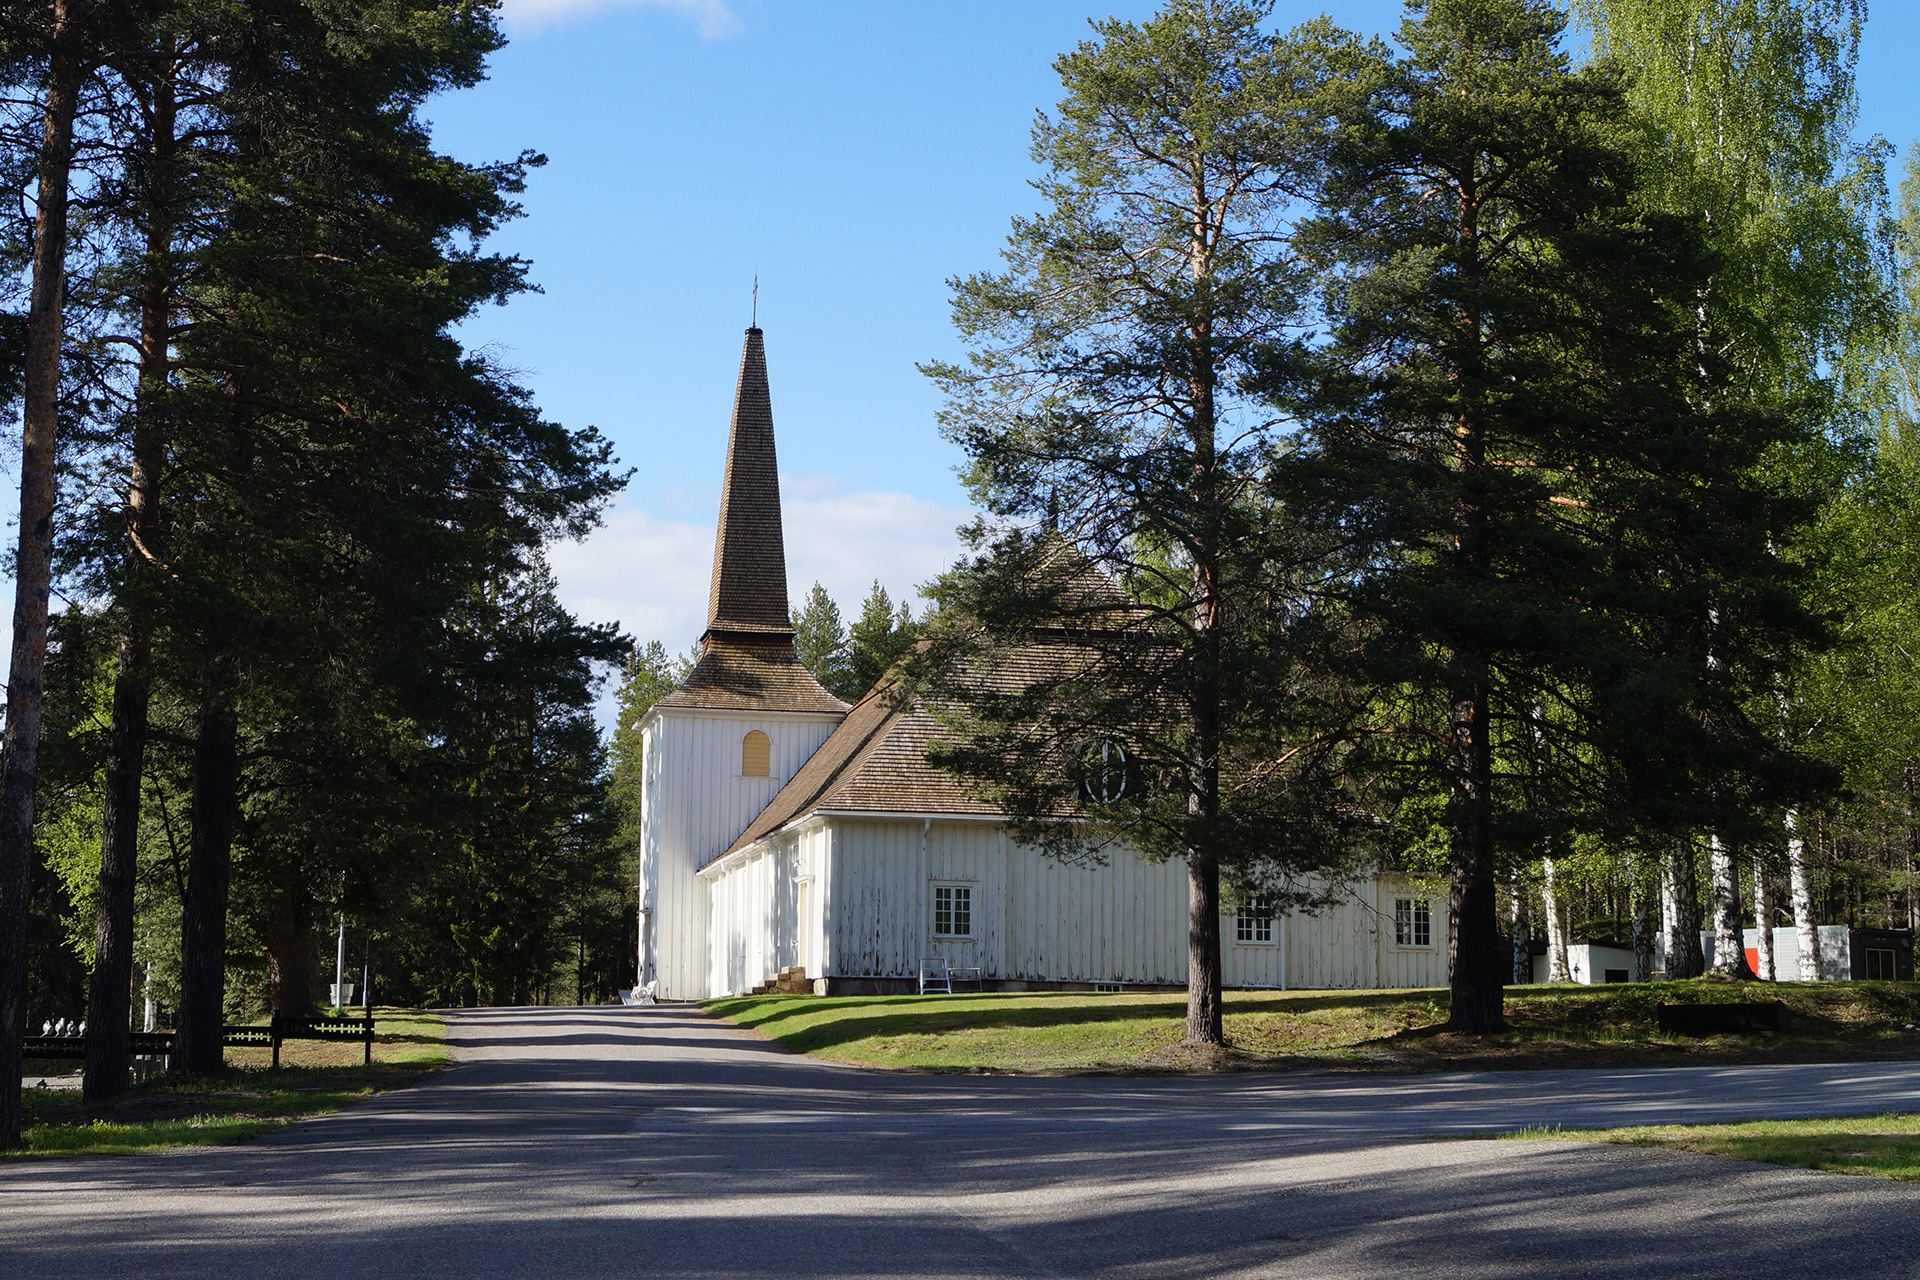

left=1394, top=896, right=1433, bottom=949
left=1235, top=897, right=1276, bottom=946
left=931, top=883, right=974, bottom=940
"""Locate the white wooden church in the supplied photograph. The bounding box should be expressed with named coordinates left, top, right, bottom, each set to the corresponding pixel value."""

left=636, top=328, right=1450, bottom=999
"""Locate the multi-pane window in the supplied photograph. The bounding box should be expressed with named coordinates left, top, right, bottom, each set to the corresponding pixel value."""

left=1236, top=898, right=1274, bottom=945
left=1394, top=897, right=1432, bottom=948
left=1865, top=947, right=1897, bottom=980
left=933, top=884, right=972, bottom=938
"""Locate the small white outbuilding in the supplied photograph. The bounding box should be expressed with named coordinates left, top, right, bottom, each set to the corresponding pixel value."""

left=1532, top=942, right=1643, bottom=985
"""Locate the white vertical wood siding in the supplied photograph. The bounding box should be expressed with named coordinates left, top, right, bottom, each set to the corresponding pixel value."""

left=1235, top=876, right=1447, bottom=991
left=810, top=817, right=1451, bottom=992
left=1001, top=832, right=1188, bottom=983
left=702, top=806, right=1453, bottom=994
left=639, top=708, right=840, bottom=999
left=701, top=819, right=832, bottom=996
left=823, top=819, right=929, bottom=980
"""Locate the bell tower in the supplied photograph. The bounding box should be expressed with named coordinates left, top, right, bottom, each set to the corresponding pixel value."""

left=635, top=328, right=847, bottom=998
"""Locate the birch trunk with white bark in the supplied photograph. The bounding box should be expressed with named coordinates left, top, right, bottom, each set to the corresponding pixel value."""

left=1786, top=809, right=1821, bottom=981
left=1707, top=834, right=1754, bottom=977
left=1542, top=856, right=1570, bottom=982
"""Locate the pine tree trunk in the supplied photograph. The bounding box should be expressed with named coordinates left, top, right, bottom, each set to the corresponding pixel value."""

left=82, top=637, right=149, bottom=1100
left=265, top=873, right=317, bottom=1014
left=177, top=691, right=239, bottom=1074
left=1181, top=655, right=1224, bottom=1043
left=84, top=49, right=176, bottom=1101
left=1184, top=848, right=1222, bottom=1044
left=1707, top=834, right=1754, bottom=977
left=1787, top=808, right=1820, bottom=980
left=1676, top=843, right=1705, bottom=976
left=1542, top=855, right=1570, bottom=981
left=1445, top=681, right=1506, bottom=1032
left=1751, top=856, right=1775, bottom=981
left=0, top=3, right=83, bottom=1147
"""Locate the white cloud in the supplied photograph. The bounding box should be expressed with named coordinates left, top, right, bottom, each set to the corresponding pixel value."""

left=497, top=0, right=740, bottom=37
left=546, top=479, right=973, bottom=656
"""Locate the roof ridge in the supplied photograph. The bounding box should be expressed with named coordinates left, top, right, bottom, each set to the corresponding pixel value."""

left=709, top=680, right=913, bottom=862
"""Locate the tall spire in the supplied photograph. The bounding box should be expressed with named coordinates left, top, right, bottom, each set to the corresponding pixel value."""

left=655, top=326, right=846, bottom=716
left=705, top=326, right=793, bottom=637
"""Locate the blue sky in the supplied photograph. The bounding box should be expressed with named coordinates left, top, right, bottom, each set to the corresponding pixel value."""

left=423, top=0, right=1920, bottom=667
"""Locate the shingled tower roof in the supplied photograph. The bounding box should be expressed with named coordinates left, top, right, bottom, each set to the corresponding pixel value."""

left=657, top=328, right=848, bottom=717
left=706, top=327, right=791, bottom=636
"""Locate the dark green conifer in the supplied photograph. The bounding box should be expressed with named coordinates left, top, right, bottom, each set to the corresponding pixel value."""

left=1268, top=0, right=1830, bottom=1031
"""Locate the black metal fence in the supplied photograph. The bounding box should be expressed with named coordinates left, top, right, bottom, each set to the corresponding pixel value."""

left=23, top=1031, right=176, bottom=1061
left=22, top=1012, right=376, bottom=1073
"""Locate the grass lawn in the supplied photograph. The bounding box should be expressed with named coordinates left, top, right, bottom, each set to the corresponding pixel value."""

left=1508, top=1113, right=1920, bottom=1182
left=704, top=979, right=1920, bottom=1073
left=12, top=1007, right=449, bottom=1159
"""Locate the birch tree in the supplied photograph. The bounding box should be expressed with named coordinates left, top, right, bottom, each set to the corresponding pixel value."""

left=1570, top=0, right=1888, bottom=978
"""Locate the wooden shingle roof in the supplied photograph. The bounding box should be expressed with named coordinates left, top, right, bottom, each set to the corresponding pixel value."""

left=709, top=642, right=1111, bottom=864
left=706, top=327, right=794, bottom=637
left=656, top=636, right=848, bottom=715
left=710, top=674, right=997, bottom=862
left=656, top=327, right=847, bottom=717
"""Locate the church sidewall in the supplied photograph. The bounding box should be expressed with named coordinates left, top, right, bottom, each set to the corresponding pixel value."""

left=639, top=706, right=842, bottom=999
left=701, top=820, right=832, bottom=996
left=806, top=817, right=1451, bottom=993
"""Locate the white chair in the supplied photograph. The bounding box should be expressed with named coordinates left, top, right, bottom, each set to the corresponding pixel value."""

left=918, top=957, right=952, bottom=995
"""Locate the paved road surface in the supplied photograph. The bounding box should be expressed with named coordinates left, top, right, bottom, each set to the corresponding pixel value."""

left=5, top=1006, right=1920, bottom=1279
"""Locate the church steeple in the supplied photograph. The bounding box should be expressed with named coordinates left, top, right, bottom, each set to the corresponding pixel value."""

left=655, top=327, right=846, bottom=717
left=705, top=326, right=793, bottom=638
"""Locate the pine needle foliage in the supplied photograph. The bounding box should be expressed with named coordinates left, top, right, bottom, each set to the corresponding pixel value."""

left=918, top=0, right=1383, bottom=1045
left=1266, top=0, right=1833, bottom=1030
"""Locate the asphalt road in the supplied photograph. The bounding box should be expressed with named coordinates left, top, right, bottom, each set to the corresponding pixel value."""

left=5, top=1005, right=1920, bottom=1279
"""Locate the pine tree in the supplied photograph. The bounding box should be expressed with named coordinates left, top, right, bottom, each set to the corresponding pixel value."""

left=0, top=0, right=104, bottom=1147
left=1571, top=0, right=1889, bottom=981
left=791, top=583, right=853, bottom=701
left=921, top=0, right=1375, bottom=1045
left=846, top=581, right=914, bottom=701
left=1270, top=0, right=1828, bottom=1031
left=396, top=560, right=626, bottom=1006
left=89, top=0, right=620, bottom=1067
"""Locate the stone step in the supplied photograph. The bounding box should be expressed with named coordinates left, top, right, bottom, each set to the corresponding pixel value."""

left=748, top=967, right=813, bottom=996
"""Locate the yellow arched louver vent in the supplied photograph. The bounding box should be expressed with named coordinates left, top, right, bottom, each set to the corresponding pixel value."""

left=742, top=730, right=771, bottom=777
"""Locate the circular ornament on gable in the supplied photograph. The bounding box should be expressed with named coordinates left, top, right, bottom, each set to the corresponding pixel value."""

left=1076, top=737, right=1141, bottom=805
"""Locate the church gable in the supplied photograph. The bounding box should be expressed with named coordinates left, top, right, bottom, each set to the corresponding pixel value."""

left=711, top=642, right=1117, bottom=864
